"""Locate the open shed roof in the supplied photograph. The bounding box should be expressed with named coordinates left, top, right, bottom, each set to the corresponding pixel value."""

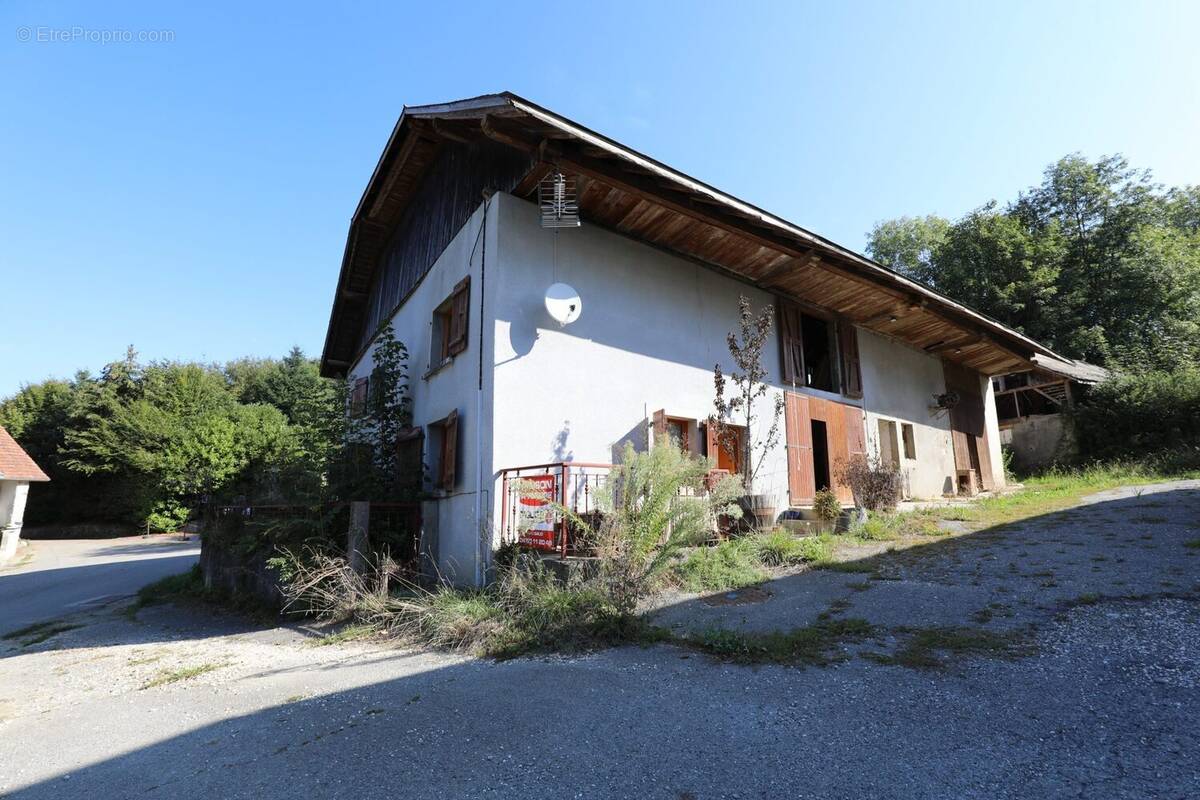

left=321, top=92, right=1067, bottom=377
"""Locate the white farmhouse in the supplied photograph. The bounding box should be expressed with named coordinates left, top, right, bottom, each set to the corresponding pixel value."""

left=320, top=93, right=1071, bottom=585
left=0, top=426, right=50, bottom=565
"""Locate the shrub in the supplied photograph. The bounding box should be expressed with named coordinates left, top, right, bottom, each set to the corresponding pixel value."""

left=834, top=455, right=903, bottom=512
left=812, top=488, right=841, bottom=522
left=1074, top=367, right=1200, bottom=468
left=575, top=438, right=742, bottom=614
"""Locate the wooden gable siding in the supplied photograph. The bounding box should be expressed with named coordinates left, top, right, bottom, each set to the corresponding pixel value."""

left=358, top=141, right=533, bottom=355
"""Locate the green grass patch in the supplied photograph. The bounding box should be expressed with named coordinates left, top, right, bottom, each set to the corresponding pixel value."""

left=752, top=529, right=835, bottom=566
left=672, top=538, right=766, bottom=592
left=141, top=662, right=225, bottom=689
left=879, top=626, right=1030, bottom=669
left=308, top=622, right=382, bottom=647
left=1184, top=539, right=1200, bottom=550
left=687, top=618, right=874, bottom=665
left=852, top=511, right=945, bottom=541
left=814, top=559, right=875, bottom=574
left=2, top=620, right=82, bottom=647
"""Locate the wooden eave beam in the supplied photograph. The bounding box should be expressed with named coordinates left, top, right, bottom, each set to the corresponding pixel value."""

left=925, top=334, right=984, bottom=354
left=757, top=253, right=821, bottom=286
left=430, top=118, right=481, bottom=144
left=481, top=114, right=540, bottom=153
left=857, top=298, right=927, bottom=327
left=513, top=160, right=555, bottom=199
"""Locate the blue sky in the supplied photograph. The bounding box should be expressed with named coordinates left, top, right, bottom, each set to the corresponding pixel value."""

left=2, top=1, right=1197, bottom=397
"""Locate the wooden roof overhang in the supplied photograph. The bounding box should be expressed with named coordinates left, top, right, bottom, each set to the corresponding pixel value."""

left=321, top=93, right=1064, bottom=377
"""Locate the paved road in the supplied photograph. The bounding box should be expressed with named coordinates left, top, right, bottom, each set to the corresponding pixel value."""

left=0, top=484, right=1197, bottom=799
left=0, top=536, right=199, bottom=633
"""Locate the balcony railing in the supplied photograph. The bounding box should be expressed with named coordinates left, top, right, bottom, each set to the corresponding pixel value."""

left=498, top=461, right=740, bottom=557
left=498, top=461, right=612, bottom=557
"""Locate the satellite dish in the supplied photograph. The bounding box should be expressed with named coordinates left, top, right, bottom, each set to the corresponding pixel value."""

left=544, top=282, right=582, bottom=326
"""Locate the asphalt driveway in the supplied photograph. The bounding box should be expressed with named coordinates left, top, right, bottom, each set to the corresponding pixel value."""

left=0, top=535, right=200, bottom=632
left=0, top=483, right=1196, bottom=799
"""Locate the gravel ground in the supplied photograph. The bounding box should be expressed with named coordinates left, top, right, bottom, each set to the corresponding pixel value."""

left=1, top=482, right=1197, bottom=799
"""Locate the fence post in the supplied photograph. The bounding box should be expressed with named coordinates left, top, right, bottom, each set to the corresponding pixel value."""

left=348, top=501, right=370, bottom=574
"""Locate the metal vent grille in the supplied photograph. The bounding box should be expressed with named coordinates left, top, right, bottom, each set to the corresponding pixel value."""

left=539, top=172, right=580, bottom=228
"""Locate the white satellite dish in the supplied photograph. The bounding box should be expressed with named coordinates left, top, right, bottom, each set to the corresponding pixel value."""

left=544, top=282, right=582, bottom=326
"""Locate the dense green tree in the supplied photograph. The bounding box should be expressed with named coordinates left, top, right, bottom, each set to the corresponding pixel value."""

left=1, top=346, right=350, bottom=530
left=863, top=214, right=950, bottom=286
left=867, top=154, right=1200, bottom=370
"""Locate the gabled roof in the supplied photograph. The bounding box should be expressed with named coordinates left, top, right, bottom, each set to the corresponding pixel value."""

left=322, top=92, right=1069, bottom=377
left=0, top=427, right=50, bottom=482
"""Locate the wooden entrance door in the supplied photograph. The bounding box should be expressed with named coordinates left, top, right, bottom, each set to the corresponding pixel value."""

left=943, top=362, right=994, bottom=491
left=785, top=392, right=866, bottom=505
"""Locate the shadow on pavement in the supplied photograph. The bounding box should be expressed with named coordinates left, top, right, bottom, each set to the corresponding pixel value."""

left=4, top=487, right=1199, bottom=798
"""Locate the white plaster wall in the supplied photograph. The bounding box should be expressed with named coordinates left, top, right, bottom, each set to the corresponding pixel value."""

left=858, top=330, right=958, bottom=499
left=348, top=201, right=499, bottom=585
left=0, top=480, right=29, bottom=563
left=489, top=191, right=856, bottom=528
left=982, top=375, right=1007, bottom=489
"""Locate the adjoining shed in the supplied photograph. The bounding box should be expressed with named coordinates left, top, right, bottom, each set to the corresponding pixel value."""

left=993, top=355, right=1108, bottom=470
left=0, top=426, right=50, bottom=564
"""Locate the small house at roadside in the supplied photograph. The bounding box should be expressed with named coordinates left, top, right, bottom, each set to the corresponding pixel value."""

left=0, top=426, right=50, bottom=564
left=319, top=92, right=1078, bottom=585
left=992, top=354, right=1108, bottom=470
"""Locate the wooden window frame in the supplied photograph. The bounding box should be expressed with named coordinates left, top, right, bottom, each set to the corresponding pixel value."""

left=429, top=409, right=459, bottom=491
left=349, top=376, right=370, bottom=418
left=901, top=423, right=917, bottom=460
left=429, top=277, right=470, bottom=374
left=777, top=298, right=861, bottom=398
left=652, top=409, right=698, bottom=455
left=395, top=426, right=425, bottom=493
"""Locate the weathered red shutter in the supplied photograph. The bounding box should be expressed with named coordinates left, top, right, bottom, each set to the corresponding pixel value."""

left=447, top=277, right=470, bottom=356
left=439, top=409, right=459, bottom=489
left=778, top=301, right=804, bottom=385
left=839, top=322, right=863, bottom=398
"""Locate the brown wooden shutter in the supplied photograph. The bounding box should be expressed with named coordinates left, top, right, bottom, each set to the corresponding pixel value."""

left=447, top=277, right=470, bottom=356
left=777, top=300, right=804, bottom=385
left=439, top=409, right=459, bottom=489
left=651, top=409, right=667, bottom=447
left=839, top=403, right=867, bottom=504
left=704, top=419, right=719, bottom=465
left=839, top=322, right=863, bottom=398
left=350, top=377, right=368, bottom=417
left=784, top=392, right=816, bottom=505
left=396, top=427, right=424, bottom=493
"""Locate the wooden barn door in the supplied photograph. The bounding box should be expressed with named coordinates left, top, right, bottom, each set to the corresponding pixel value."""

left=785, top=392, right=867, bottom=506
left=943, top=362, right=994, bottom=490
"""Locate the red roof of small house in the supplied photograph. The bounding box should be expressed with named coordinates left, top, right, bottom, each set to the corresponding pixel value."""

left=0, top=427, right=50, bottom=482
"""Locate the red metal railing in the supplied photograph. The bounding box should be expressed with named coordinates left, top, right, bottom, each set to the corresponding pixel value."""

left=498, top=462, right=612, bottom=557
